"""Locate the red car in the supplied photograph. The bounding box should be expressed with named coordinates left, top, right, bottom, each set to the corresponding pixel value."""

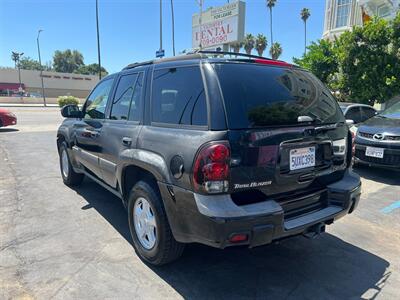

left=0, top=108, right=17, bottom=127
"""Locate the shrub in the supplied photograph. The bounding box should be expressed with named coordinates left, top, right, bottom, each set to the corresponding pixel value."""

left=58, top=95, right=79, bottom=107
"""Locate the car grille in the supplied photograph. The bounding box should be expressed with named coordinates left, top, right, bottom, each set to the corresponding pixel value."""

left=358, top=131, right=400, bottom=141
left=358, top=132, right=374, bottom=139
left=355, top=149, right=400, bottom=165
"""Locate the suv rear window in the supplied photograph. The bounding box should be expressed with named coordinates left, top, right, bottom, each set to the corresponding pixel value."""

left=213, top=63, right=344, bottom=129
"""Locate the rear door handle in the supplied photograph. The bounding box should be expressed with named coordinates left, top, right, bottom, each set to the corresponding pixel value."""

left=122, top=137, right=132, bottom=146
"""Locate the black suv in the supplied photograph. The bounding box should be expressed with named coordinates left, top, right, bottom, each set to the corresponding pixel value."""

left=57, top=51, right=361, bottom=265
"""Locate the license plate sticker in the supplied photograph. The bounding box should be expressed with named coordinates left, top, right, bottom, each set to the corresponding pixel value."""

left=290, top=147, right=316, bottom=171
left=365, top=147, right=384, bottom=158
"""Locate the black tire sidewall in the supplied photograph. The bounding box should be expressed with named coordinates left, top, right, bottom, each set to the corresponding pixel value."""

left=128, top=181, right=166, bottom=264
left=59, top=143, right=71, bottom=183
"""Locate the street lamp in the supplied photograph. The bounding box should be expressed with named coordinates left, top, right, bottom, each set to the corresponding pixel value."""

left=96, top=0, right=102, bottom=80
left=37, top=29, right=47, bottom=107
left=11, top=51, right=24, bottom=95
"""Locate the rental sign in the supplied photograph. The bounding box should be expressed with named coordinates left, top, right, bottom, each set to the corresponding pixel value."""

left=192, top=1, right=246, bottom=49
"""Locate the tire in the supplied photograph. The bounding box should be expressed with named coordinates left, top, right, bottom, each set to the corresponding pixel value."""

left=59, top=141, right=84, bottom=186
left=0, top=118, right=3, bottom=128
left=128, top=180, right=185, bottom=266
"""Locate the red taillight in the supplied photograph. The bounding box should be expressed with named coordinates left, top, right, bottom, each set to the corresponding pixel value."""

left=193, top=142, right=230, bottom=194
left=229, top=234, right=248, bottom=243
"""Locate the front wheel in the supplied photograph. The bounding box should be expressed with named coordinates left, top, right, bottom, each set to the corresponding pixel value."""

left=128, top=180, right=184, bottom=265
left=59, top=142, right=84, bottom=186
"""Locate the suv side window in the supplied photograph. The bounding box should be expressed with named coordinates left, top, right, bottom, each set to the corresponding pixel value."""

left=111, top=74, right=137, bottom=120
left=151, top=66, right=207, bottom=126
left=84, top=78, right=113, bottom=119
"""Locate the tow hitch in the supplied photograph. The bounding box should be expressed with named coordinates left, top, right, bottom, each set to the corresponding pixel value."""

left=303, top=223, right=326, bottom=239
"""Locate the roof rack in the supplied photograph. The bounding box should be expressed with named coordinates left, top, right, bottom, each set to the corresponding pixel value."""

left=122, top=50, right=289, bottom=71
left=123, top=53, right=203, bottom=70
left=195, top=50, right=274, bottom=61
left=123, top=60, right=154, bottom=70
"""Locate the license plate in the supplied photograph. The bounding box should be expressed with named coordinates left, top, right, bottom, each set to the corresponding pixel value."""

left=365, top=147, right=384, bottom=158
left=290, top=147, right=316, bottom=171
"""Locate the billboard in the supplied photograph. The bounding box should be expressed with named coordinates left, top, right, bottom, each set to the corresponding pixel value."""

left=192, top=1, right=245, bottom=49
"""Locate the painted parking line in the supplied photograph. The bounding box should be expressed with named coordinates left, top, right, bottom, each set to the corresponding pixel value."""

left=381, top=201, right=400, bottom=214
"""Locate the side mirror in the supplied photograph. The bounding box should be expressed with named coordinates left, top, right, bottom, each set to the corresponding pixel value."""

left=346, top=119, right=354, bottom=126
left=61, top=104, right=81, bottom=118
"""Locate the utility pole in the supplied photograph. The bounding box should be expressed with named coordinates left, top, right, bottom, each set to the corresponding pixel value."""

left=96, top=0, right=102, bottom=80
left=171, top=0, right=175, bottom=56
left=37, top=29, right=47, bottom=107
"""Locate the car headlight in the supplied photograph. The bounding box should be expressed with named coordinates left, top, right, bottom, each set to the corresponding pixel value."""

left=6, top=112, right=16, bottom=118
left=333, top=138, right=347, bottom=156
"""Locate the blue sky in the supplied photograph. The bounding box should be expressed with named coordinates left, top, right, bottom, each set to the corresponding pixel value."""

left=0, top=0, right=326, bottom=73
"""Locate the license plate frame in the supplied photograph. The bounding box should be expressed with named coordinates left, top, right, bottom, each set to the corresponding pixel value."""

left=289, top=146, right=316, bottom=171
left=365, top=146, right=384, bottom=158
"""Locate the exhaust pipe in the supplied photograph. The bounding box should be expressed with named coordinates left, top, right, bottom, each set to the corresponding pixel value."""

left=303, top=223, right=326, bottom=239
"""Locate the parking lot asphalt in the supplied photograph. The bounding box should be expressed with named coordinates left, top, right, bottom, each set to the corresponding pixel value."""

left=1, top=107, right=399, bottom=300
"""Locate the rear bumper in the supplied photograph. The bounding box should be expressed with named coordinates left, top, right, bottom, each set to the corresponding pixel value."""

left=159, top=169, right=361, bottom=249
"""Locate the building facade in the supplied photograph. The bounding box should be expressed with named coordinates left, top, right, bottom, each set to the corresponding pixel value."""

left=0, top=68, right=99, bottom=98
left=323, top=0, right=399, bottom=40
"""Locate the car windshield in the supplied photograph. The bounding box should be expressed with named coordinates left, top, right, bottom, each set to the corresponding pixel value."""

left=380, top=101, right=400, bottom=119
left=213, top=63, right=345, bottom=129
left=339, top=106, right=347, bottom=113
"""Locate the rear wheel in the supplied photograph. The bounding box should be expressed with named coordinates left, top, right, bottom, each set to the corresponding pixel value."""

left=128, top=180, right=184, bottom=265
left=59, top=142, right=84, bottom=186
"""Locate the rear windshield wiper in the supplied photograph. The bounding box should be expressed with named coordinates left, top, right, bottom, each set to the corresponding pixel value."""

left=298, top=116, right=346, bottom=132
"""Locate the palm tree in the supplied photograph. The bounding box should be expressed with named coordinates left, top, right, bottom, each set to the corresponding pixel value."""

left=244, top=34, right=255, bottom=55
left=255, top=34, right=268, bottom=57
left=301, top=8, right=311, bottom=56
left=266, top=0, right=276, bottom=46
left=231, top=41, right=243, bottom=53
left=269, top=42, right=282, bottom=60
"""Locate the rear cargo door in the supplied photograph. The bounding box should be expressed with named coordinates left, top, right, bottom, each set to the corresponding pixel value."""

left=213, top=62, right=347, bottom=196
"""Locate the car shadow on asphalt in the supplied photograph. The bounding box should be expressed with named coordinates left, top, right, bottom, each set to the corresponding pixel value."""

left=73, top=179, right=390, bottom=300
left=0, top=128, right=19, bottom=133
left=353, top=164, right=400, bottom=185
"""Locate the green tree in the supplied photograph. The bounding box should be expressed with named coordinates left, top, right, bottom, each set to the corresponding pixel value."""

left=244, top=34, right=255, bottom=55
left=293, top=39, right=338, bottom=85
left=255, top=34, right=268, bottom=56
left=294, top=13, right=400, bottom=105
left=53, top=49, right=84, bottom=73
left=75, top=63, right=108, bottom=77
left=266, top=0, right=276, bottom=46
left=301, top=8, right=311, bottom=56
left=18, top=57, right=42, bottom=70
left=337, top=17, right=400, bottom=104
left=269, top=42, right=282, bottom=60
